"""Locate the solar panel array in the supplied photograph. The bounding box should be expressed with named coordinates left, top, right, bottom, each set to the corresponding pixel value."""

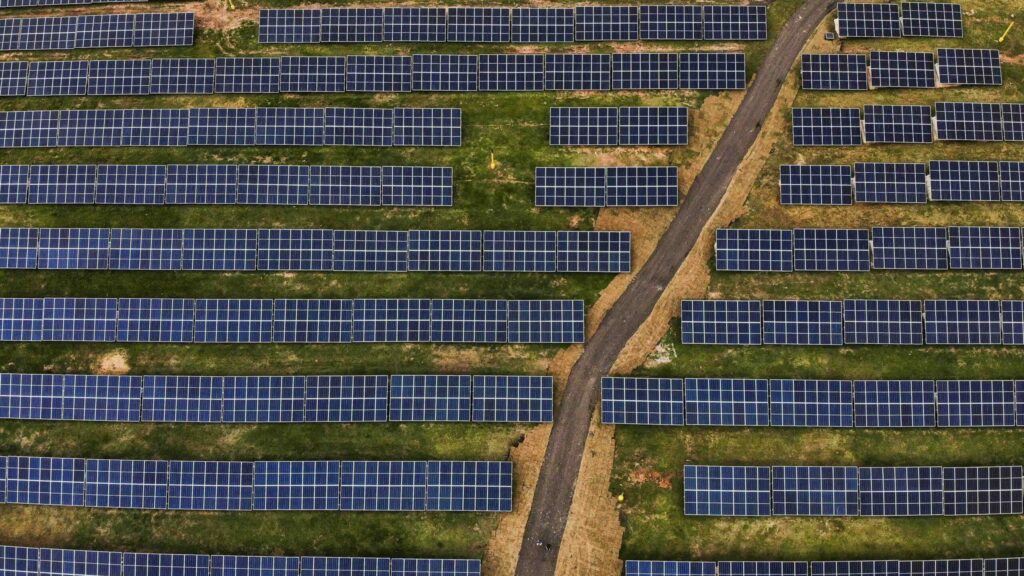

left=0, top=456, right=513, bottom=513
left=685, top=464, right=1023, bottom=516
left=258, top=6, right=768, bottom=44
left=800, top=48, right=1003, bottom=91
left=1, top=0, right=146, bottom=8
left=837, top=2, right=962, bottom=38
left=0, top=298, right=584, bottom=344
left=627, top=559, right=1024, bottom=576
left=550, top=107, right=688, bottom=146
left=0, top=108, right=460, bottom=149
left=681, top=299, right=1024, bottom=346
left=535, top=166, right=679, bottom=207
left=0, top=12, right=193, bottom=50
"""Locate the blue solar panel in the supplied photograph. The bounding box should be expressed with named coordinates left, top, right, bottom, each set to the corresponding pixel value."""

left=150, top=58, right=215, bottom=95
left=843, top=299, right=923, bottom=345
left=680, top=299, right=761, bottom=345
left=715, top=229, right=793, bottom=272
left=638, top=5, right=702, bottom=40
left=85, top=459, right=167, bottom=509
left=0, top=165, right=29, bottom=204
left=929, top=160, right=1001, bottom=201
left=901, top=2, right=964, bottom=37
left=601, top=377, right=684, bottom=426
left=109, top=228, right=183, bottom=270
left=481, top=230, right=556, bottom=273
left=859, top=467, right=944, bottom=516
left=944, top=466, right=1023, bottom=515
left=222, top=376, right=305, bottom=423
left=308, top=166, right=379, bottom=206
left=478, top=54, right=544, bottom=92
left=257, top=228, right=333, bottom=271
left=506, top=299, right=584, bottom=344
left=936, top=380, right=1016, bottom=427
left=254, top=108, right=324, bottom=146
left=855, top=380, right=936, bottom=427
left=999, top=161, right=1024, bottom=201
left=0, top=62, right=28, bottom=97
left=901, top=559, right=985, bottom=576
left=510, top=7, right=573, bottom=42
left=869, top=51, right=935, bottom=88
left=779, top=165, right=852, bottom=205
left=792, top=108, right=862, bottom=146
left=333, top=230, right=407, bottom=272
left=678, top=52, right=746, bottom=90
left=684, top=378, right=769, bottom=426
left=116, top=298, right=193, bottom=343
left=63, top=375, right=141, bottom=422
left=391, top=559, right=481, bottom=576
left=392, top=108, right=461, bottom=147
left=390, top=375, right=471, bottom=422
left=684, top=465, right=771, bottom=516
left=1002, top=103, right=1024, bottom=142
left=837, top=2, right=900, bottom=37
left=168, top=460, right=253, bottom=511
left=619, top=106, right=688, bottom=146
left=2, top=110, right=60, bottom=148
left=133, top=12, right=194, bottom=48
left=870, top=227, right=948, bottom=270
left=76, top=14, right=133, bottom=49
left=57, top=107, right=122, bottom=145
left=350, top=299, right=431, bottom=343
left=792, top=228, right=869, bottom=272
left=304, top=375, right=389, bottom=423
left=937, top=48, right=1000, bottom=86
left=381, top=166, right=452, bottom=206
left=772, top=466, right=859, bottom=516
left=762, top=300, right=844, bottom=346
left=382, top=7, right=445, bottom=42
left=339, top=460, right=426, bottom=511
left=430, top=299, right=507, bottom=343
left=472, top=375, right=553, bottom=423
left=1003, top=301, right=1024, bottom=346
left=626, top=561, right=717, bottom=576
left=534, top=166, right=605, bottom=207
left=321, top=8, right=383, bottom=43
left=719, top=564, right=808, bottom=576
left=123, top=108, right=190, bottom=147
left=279, top=56, right=344, bottom=93
left=556, top=230, right=631, bottom=273
left=193, top=299, right=274, bottom=344
left=37, top=548, right=122, bottom=576
left=345, top=56, right=411, bottom=93
left=985, top=559, right=1024, bottom=576
left=605, top=166, right=678, bottom=206
left=0, top=373, right=62, bottom=420
left=182, top=228, right=257, bottom=271
left=238, top=165, right=309, bottom=205
left=611, top=52, right=678, bottom=91
left=123, top=554, right=209, bottom=576
left=272, top=299, right=351, bottom=343
left=770, top=379, right=853, bottom=427
left=574, top=6, right=637, bottom=41
left=26, top=61, right=88, bottom=96
left=42, top=297, right=117, bottom=342
left=0, top=227, right=37, bottom=269
left=87, top=59, right=150, bottom=96
left=212, top=556, right=299, bottom=576
left=165, top=164, right=237, bottom=205
left=258, top=8, right=320, bottom=44
left=549, top=107, right=617, bottom=146
left=188, top=108, right=256, bottom=146
left=252, top=461, right=338, bottom=511
left=947, top=226, right=1022, bottom=270
left=301, top=557, right=389, bottom=576
left=704, top=5, right=767, bottom=40
left=407, top=230, right=481, bottom=272
left=864, top=104, right=933, bottom=144
left=855, top=162, right=927, bottom=203
left=426, top=461, right=512, bottom=512
left=95, top=164, right=165, bottom=205
left=29, top=164, right=95, bottom=204
left=935, top=101, right=1003, bottom=142
left=0, top=298, right=44, bottom=342
left=447, top=7, right=510, bottom=42
left=801, top=54, right=868, bottom=90
left=4, top=456, right=85, bottom=506
left=545, top=54, right=611, bottom=91
left=411, top=54, right=477, bottom=92
left=142, top=375, right=222, bottom=423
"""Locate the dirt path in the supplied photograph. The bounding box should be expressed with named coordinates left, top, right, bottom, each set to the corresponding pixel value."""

left=514, top=1, right=839, bottom=574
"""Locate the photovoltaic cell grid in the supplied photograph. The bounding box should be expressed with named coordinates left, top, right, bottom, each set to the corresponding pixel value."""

left=412, top=54, right=477, bottom=92
left=792, top=108, right=862, bottom=146
left=478, top=54, right=544, bottom=91
left=715, top=229, right=793, bottom=272
left=481, top=230, right=555, bottom=273
left=193, top=299, right=274, bottom=344
left=116, top=298, right=193, bottom=342
left=685, top=378, right=769, bottom=426
left=772, top=466, right=859, bottom=516
left=447, top=7, right=510, bottom=43
left=389, top=375, right=471, bottom=422
left=1001, top=161, right=1024, bottom=201
left=42, top=297, right=118, bottom=342
left=869, top=51, right=935, bottom=88
left=864, top=105, right=933, bottom=144
left=601, top=377, right=685, bottom=426
left=859, top=466, right=944, bottom=516
left=936, top=380, right=1016, bottom=427
left=549, top=107, right=617, bottom=146
left=639, top=5, right=703, bottom=40
left=703, top=5, right=767, bottom=40
left=211, top=555, right=300, bottom=576
left=770, top=379, right=853, bottom=427
left=929, top=160, right=1001, bottom=201
left=85, top=459, right=167, bottom=509
left=871, top=227, right=948, bottom=271
left=0, top=12, right=193, bottom=51
left=947, top=226, right=1022, bottom=270
left=855, top=380, right=936, bottom=427
left=679, top=52, right=747, bottom=90
left=843, top=299, right=924, bottom=345
left=684, top=465, right=771, bottom=516
left=392, top=108, right=461, bottom=147
left=574, top=6, right=638, bottom=41
left=762, top=300, right=844, bottom=346
left=545, top=53, right=610, bottom=91
left=257, top=228, right=334, bottom=271
left=780, top=165, right=853, bottom=205
left=619, top=106, right=688, bottom=146
left=719, top=564, right=809, bottom=576
left=304, top=375, right=388, bottom=423
left=605, top=166, right=679, bottom=206
left=252, top=461, right=339, bottom=511
left=626, top=561, right=717, bottom=576
left=855, top=162, right=928, bottom=204
left=555, top=230, right=631, bottom=273
left=680, top=299, right=762, bottom=345
left=321, top=8, right=383, bottom=43
left=382, top=7, right=446, bottom=42
left=4, top=456, right=85, bottom=506
left=425, top=460, right=512, bottom=512
left=611, top=53, right=677, bottom=91
left=0, top=227, right=36, bottom=269
left=141, top=375, right=223, bottom=423
left=944, top=466, right=1023, bottom=515
left=936, top=102, right=1003, bottom=142
left=801, top=54, right=868, bottom=91
left=271, top=298, right=352, bottom=344
left=506, top=299, right=584, bottom=344
left=381, top=166, right=453, bottom=206
left=837, top=2, right=900, bottom=38
left=510, top=7, right=573, bottom=42
left=407, top=229, right=481, bottom=272
left=534, top=166, right=605, bottom=207
left=222, top=376, right=305, bottom=423
left=167, top=460, right=253, bottom=511
left=339, top=460, right=426, bottom=511
left=901, top=2, right=964, bottom=37
left=258, top=9, right=321, bottom=44
left=938, top=48, right=1002, bottom=86
left=334, top=230, right=408, bottom=272
left=392, top=559, right=481, bottom=576
left=471, top=375, right=553, bottom=423
left=792, top=228, right=870, bottom=272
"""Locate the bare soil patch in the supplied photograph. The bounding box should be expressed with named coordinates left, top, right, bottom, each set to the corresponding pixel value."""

left=94, top=350, right=131, bottom=375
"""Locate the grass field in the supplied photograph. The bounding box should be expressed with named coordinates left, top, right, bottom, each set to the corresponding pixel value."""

left=613, top=0, right=1024, bottom=563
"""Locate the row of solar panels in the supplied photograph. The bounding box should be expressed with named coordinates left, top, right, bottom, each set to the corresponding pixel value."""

left=793, top=103, right=1024, bottom=145
left=0, top=547, right=479, bottom=576
left=627, top=559, right=1024, bottom=576
left=0, top=164, right=453, bottom=207
left=0, top=456, right=512, bottom=512
left=536, top=166, right=679, bottom=207
left=550, top=106, right=688, bottom=146
left=0, top=12, right=193, bottom=51
left=683, top=464, right=1022, bottom=517
left=780, top=161, right=1024, bottom=205
left=802, top=48, right=1002, bottom=90
left=0, top=54, right=747, bottom=96
left=716, top=227, right=1024, bottom=272
left=258, top=5, right=767, bottom=44
left=0, top=107, right=461, bottom=148
left=0, top=298, right=586, bottom=344
left=601, top=377, right=1024, bottom=427
left=680, top=299, right=1024, bottom=346
left=0, top=373, right=553, bottom=423
left=0, top=228, right=633, bottom=273
left=1, top=0, right=145, bottom=9
left=836, top=2, right=963, bottom=38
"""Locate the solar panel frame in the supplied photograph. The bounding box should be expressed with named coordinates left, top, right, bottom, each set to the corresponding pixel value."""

left=85, top=459, right=167, bottom=509
left=534, top=166, right=605, bottom=207
left=619, top=106, right=688, bottom=146
left=792, top=228, right=870, bottom=272
left=478, top=54, right=544, bottom=92
left=380, top=166, right=452, bottom=206
left=407, top=229, right=481, bottom=272
left=447, top=7, right=510, bottom=43
left=258, top=8, right=320, bottom=44
left=339, top=460, right=426, bottom=511
left=719, top=564, right=809, bottom=576
left=4, top=456, right=85, bottom=506
left=1003, top=301, right=1024, bottom=346
left=211, top=555, right=300, bottom=576
left=843, top=299, right=924, bottom=345
left=182, top=228, right=257, bottom=271
left=141, top=375, right=223, bottom=423
left=0, top=373, right=62, bottom=420
left=0, top=227, right=37, bottom=269
left=87, top=59, right=150, bottom=96
left=935, top=101, right=1003, bottom=142
left=937, top=48, right=1002, bottom=86
left=193, top=299, right=274, bottom=344
left=304, top=375, right=389, bottom=423
left=985, top=558, right=1024, bottom=576
left=238, top=165, right=310, bottom=205
left=75, top=13, right=133, bottom=49
left=344, top=55, right=411, bottom=93
left=999, top=161, right=1024, bottom=201
left=506, top=299, right=585, bottom=344
left=17, top=16, right=76, bottom=51
left=95, top=164, right=165, bottom=205
left=122, top=108, right=189, bottom=147
left=683, top=464, right=772, bottom=516
left=556, top=230, right=631, bottom=273
left=480, top=230, right=556, bottom=273
left=323, top=107, right=393, bottom=147
left=429, top=299, right=507, bottom=343
left=391, top=559, right=481, bottom=576
left=42, top=297, right=118, bottom=342
left=792, top=108, right=862, bottom=146
left=549, top=107, right=618, bottom=146
left=925, top=299, right=1003, bottom=345
left=472, top=375, right=553, bottom=423
left=37, top=548, right=122, bottom=576
left=684, top=377, right=769, bottom=426
left=411, top=54, right=477, bottom=92
left=1002, top=103, right=1024, bottom=142
left=837, top=2, right=900, bottom=38
left=801, top=54, right=868, bottom=91
left=425, top=460, right=512, bottom=512
left=350, top=298, right=431, bottom=343
left=869, top=51, right=935, bottom=89
left=254, top=107, right=323, bottom=147
left=0, top=164, right=29, bottom=203
left=947, top=226, right=1023, bottom=270
left=0, top=298, right=45, bottom=342
left=854, top=380, right=936, bottom=427
left=678, top=52, right=747, bottom=90
left=279, top=56, right=344, bottom=93
left=943, top=466, right=1023, bottom=515
left=703, top=5, right=768, bottom=40
left=272, top=299, right=352, bottom=343
left=574, top=6, right=638, bottom=41
left=901, top=2, right=964, bottom=37
left=610, top=52, right=677, bottom=91
left=863, top=104, right=934, bottom=144
left=132, top=12, right=194, bottom=48
left=116, top=298, right=193, bottom=343
left=167, top=460, right=253, bottom=511
left=221, top=376, right=306, bottom=423
left=680, top=299, right=762, bottom=345
left=0, top=61, right=28, bottom=97
left=392, top=108, right=461, bottom=147
left=123, top=554, right=210, bottom=576
left=936, top=380, right=1016, bottom=427
left=308, top=165, right=379, bottom=206
left=605, top=165, right=678, bottom=206
left=389, top=374, right=472, bottom=422
left=859, top=466, right=944, bottom=516
left=780, top=164, right=853, bottom=205
left=108, top=228, right=183, bottom=271
left=929, top=160, right=1001, bottom=202
left=321, top=8, right=383, bottom=43
left=57, top=109, right=124, bottom=148
left=601, top=376, right=684, bottom=426
left=770, top=379, right=854, bottom=427
left=257, top=228, right=333, bottom=271
left=301, top=557, right=390, bottom=576
left=62, top=374, right=141, bottom=422
left=509, top=7, right=573, bottom=42
left=715, top=228, right=794, bottom=272
left=638, top=4, right=702, bottom=40
left=762, top=300, right=844, bottom=346
left=187, top=108, right=256, bottom=147
left=381, top=7, right=446, bottom=42
left=855, top=162, right=927, bottom=204
left=28, top=164, right=95, bottom=205
left=545, top=53, right=611, bottom=91
left=333, top=230, right=407, bottom=273
left=772, top=466, right=859, bottom=516
left=900, top=559, right=985, bottom=576
left=26, top=60, right=88, bottom=97
left=149, top=58, right=214, bottom=95
left=871, top=226, right=948, bottom=270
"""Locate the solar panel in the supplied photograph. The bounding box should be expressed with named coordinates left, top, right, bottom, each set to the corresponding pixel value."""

left=638, top=5, right=703, bottom=40
left=62, top=374, right=141, bottom=422
left=411, top=54, right=477, bottom=92
left=57, top=109, right=124, bottom=147
left=680, top=299, right=761, bottom=345
left=447, top=7, right=510, bottom=42
left=430, top=299, right=507, bottom=343
left=510, top=7, right=573, bottom=42
left=601, top=377, right=684, bottom=426
left=1000, top=301, right=1024, bottom=349
left=85, top=459, right=166, bottom=509
left=859, top=466, right=944, bottom=516
left=925, top=299, right=1003, bottom=345
left=864, top=104, right=933, bottom=143
left=936, top=380, right=1016, bottom=427
left=182, top=228, right=256, bottom=271
left=843, top=299, right=924, bottom=345
left=611, top=53, right=677, bottom=91
left=4, top=456, right=84, bottom=506
left=626, top=562, right=717, bottom=576
left=900, top=560, right=985, bottom=576
left=350, top=299, right=431, bottom=343
left=339, top=460, right=426, bottom=511
left=257, top=228, right=333, bottom=271
left=720, top=564, right=809, bottom=576
left=772, top=466, right=859, bottom=516
left=854, top=380, right=935, bottom=427
left=605, top=166, right=678, bottom=206
left=481, top=230, right=556, bottom=272
left=792, top=108, right=862, bottom=146
left=0, top=165, right=29, bottom=203
left=715, top=229, right=793, bottom=272
left=556, top=230, right=631, bottom=273
left=1002, top=103, right=1024, bottom=142
left=936, top=101, right=1003, bottom=141
left=237, top=165, right=309, bottom=205
left=14, top=16, right=74, bottom=51
left=944, top=466, right=1023, bottom=515
left=477, top=54, right=544, bottom=92
left=306, top=165, right=378, bottom=206
left=391, top=559, right=481, bottom=576
left=506, top=299, right=584, bottom=344
left=187, top=108, right=256, bottom=146
left=341, top=55, right=410, bottom=93
left=389, top=375, right=472, bottom=422
left=574, top=6, right=637, bottom=41
left=550, top=107, right=617, bottom=146
left=392, top=108, right=461, bottom=147
left=26, top=61, right=88, bottom=97
left=619, top=107, right=688, bottom=146
left=95, top=164, right=165, bottom=205
left=534, top=166, right=605, bottom=207
left=0, top=227, right=36, bottom=269
left=985, top=559, right=1024, bottom=576
left=321, top=8, right=383, bottom=42
left=947, top=226, right=1022, bottom=270
left=426, top=461, right=512, bottom=512
left=407, top=230, right=481, bottom=272
left=679, top=52, right=746, bottom=90
left=258, top=8, right=320, bottom=44
left=779, top=165, right=852, bottom=205
left=254, top=108, right=323, bottom=146
left=937, top=48, right=1001, bottom=86
left=381, top=166, right=452, bottom=206
left=116, top=298, right=193, bottom=343
left=123, top=108, right=189, bottom=147
left=770, top=379, right=853, bottom=427
left=472, top=375, right=553, bottom=423
left=76, top=13, right=134, bottom=49
left=793, top=228, right=870, bottom=272
left=871, top=226, right=948, bottom=270
left=801, top=54, right=868, bottom=91
left=0, top=61, right=27, bottom=97
left=999, top=161, right=1024, bottom=201
left=123, top=554, right=209, bottom=576
left=333, top=230, right=407, bottom=272
left=837, top=2, right=900, bottom=37
left=929, top=160, right=1001, bottom=202
left=167, top=460, right=253, bottom=511
left=109, top=228, right=182, bottom=270
left=302, top=557, right=390, bottom=576
left=1, top=110, right=60, bottom=148
left=854, top=162, right=926, bottom=204
left=87, top=59, right=150, bottom=96
left=545, top=54, right=611, bottom=91
left=324, top=107, right=392, bottom=147
left=382, top=7, right=445, bottom=42
left=762, top=300, right=844, bottom=345
left=0, top=373, right=62, bottom=420
left=142, top=375, right=222, bottom=422
left=252, top=461, right=338, bottom=511
left=42, top=297, right=117, bottom=342
left=222, top=376, right=305, bottom=423
left=684, top=377, right=769, bottom=426
left=193, top=299, right=274, bottom=344
left=0, top=298, right=45, bottom=341
left=212, top=556, right=300, bottom=576
left=869, top=51, right=935, bottom=88
left=703, top=5, right=768, bottom=40
left=133, top=12, right=194, bottom=47
left=304, top=375, right=389, bottom=423
left=901, top=2, right=963, bottom=37
left=683, top=465, right=771, bottom=516
left=28, top=164, right=94, bottom=204
left=149, top=58, right=214, bottom=95
left=37, top=548, right=124, bottom=576
left=277, top=56, right=345, bottom=93
left=272, top=299, right=351, bottom=343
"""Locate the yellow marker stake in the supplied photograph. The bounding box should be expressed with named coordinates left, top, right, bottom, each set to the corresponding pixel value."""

left=489, top=152, right=497, bottom=170
left=1000, top=22, right=1015, bottom=43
